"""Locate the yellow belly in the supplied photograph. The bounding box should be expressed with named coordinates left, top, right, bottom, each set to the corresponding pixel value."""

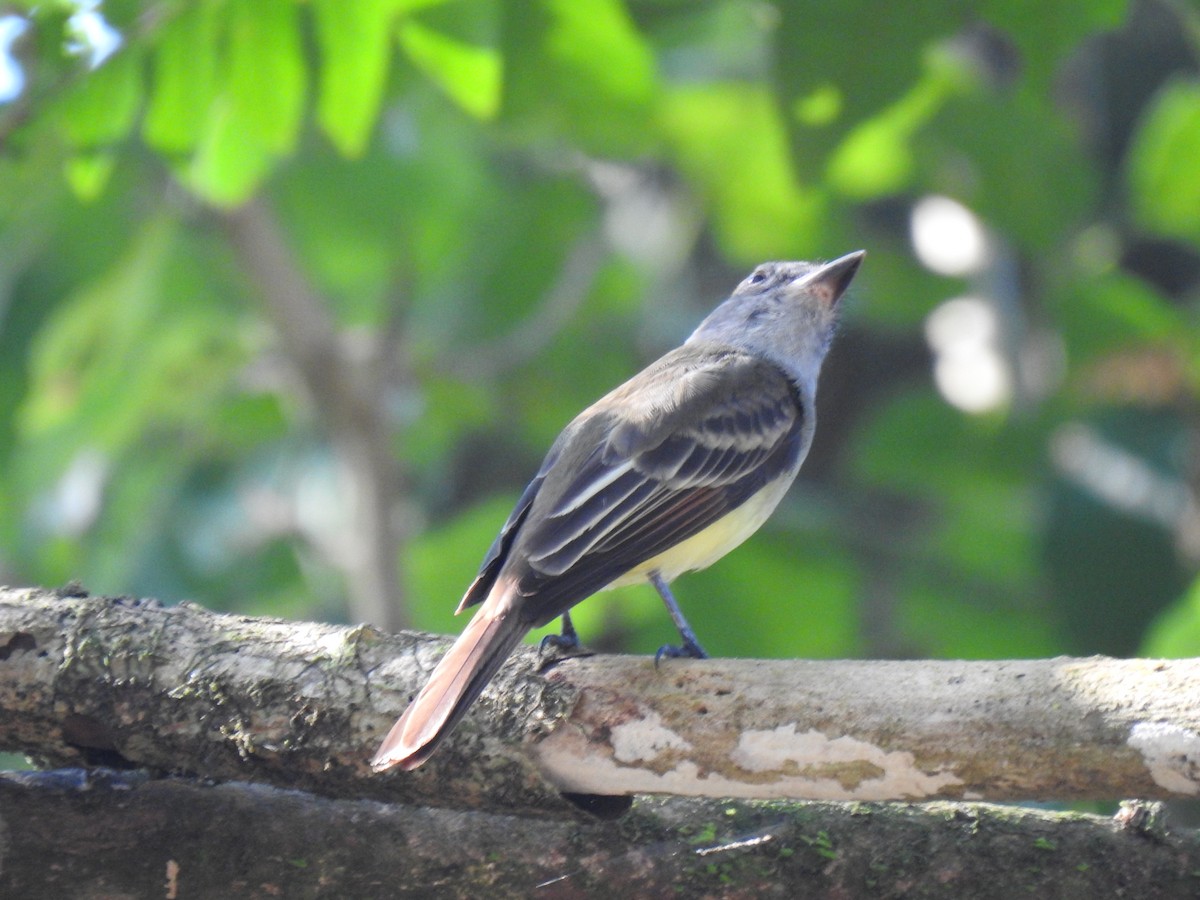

left=606, top=475, right=795, bottom=588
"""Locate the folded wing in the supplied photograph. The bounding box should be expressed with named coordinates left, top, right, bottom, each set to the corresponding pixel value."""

left=503, top=345, right=807, bottom=625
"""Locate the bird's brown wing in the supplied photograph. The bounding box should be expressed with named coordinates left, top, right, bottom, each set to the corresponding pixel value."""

left=501, top=346, right=807, bottom=625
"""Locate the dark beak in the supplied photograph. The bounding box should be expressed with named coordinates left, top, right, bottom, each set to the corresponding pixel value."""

left=807, top=250, right=865, bottom=306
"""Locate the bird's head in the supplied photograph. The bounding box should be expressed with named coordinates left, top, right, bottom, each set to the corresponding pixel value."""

left=687, top=251, right=865, bottom=388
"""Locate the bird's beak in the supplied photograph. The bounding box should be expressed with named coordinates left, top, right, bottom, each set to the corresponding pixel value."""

left=800, top=250, right=865, bottom=307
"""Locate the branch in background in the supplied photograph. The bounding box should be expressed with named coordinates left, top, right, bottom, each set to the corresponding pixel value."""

left=3, top=587, right=1199, bottom=814
left=221, top=199, right=410, bottom=631
left=2, top=770, right=1195, bottom=899
left=443, top=233, right=608, bottom=382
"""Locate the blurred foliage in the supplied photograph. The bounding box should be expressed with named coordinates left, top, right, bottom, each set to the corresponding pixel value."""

left=1, top=0, right=1199, bottom=662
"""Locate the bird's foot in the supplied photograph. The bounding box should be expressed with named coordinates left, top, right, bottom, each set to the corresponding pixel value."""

left=538, top=612, right=590, bottom=670
left=654, top=636, right=708, bottom=668
left=539, top=631, right=580, bottom=654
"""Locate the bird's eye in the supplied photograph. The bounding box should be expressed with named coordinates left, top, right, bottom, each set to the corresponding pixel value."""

left=749, top=271, right=767, bottom=285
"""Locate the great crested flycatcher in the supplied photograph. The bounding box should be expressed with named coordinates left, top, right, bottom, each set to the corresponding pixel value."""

left=372, top=250, right=865, bottom=772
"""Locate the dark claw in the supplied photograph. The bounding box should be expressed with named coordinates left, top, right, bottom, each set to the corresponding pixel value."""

left=539, top=631, right=580, bottom=655
left=653, top=637, right=708, bottom=668
left=539, top=611, right=582, bottom=662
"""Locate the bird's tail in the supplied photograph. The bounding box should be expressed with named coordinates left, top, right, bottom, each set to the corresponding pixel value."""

left=370, top=586, right=528, bottom=772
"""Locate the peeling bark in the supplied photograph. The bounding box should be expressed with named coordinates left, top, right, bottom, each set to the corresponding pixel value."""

left=3, top=586, right=1199, bottom=813
left=534, top=654, right=1200, bottom=802
left=3, top=585, right=1200, bottom=895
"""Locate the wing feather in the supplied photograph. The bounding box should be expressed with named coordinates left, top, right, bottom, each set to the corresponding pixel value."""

left=504, top=346, right=807, bottom=624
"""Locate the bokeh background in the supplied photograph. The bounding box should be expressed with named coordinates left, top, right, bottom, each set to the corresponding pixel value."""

left=1, top=0, right=1199, bottom=664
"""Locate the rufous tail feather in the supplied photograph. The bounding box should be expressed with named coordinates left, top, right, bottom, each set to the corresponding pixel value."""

left=370, top=588, right=528, bottom=772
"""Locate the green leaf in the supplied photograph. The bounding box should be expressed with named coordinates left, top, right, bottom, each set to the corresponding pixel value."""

left=979, top=0, right=1127, bottom=91
left=661, top=83, right=824, bottom=263
left=185, top=0, right=305, bottom=204
left=852, top=391, right=1032, bottom=494
left=143, top=3, right=220, bottom=154
left=1053, top=271, right=1185, bottom=365
left=8, top=209, right=253, bottom=594
left=774, top=1, right=966, bottom=167
left=226, top=0, right=305, bottom=155
left=313, top=0, right=398, bottom=156
left=1143, top=577, right=1200, bottom=657
left=501, top=0, right=656, bottom=153
left=931, top=90, right=1097, bottom=249
left=101, top=0, right=147, bottom=31
left=400, top=20, right=501, bottom=120
left=19, top=216, right=246, bottom=469
left=20, top=219, right=176, bottom=442
left=405, top=495, right=516, bottom=633
left=1129, top=79, right=1200, bottom=246
left=58, top=48, right=142, bottom=149
left=850, top=390, right=1046, bottom=629
left=400, top=376, right=494, bottom=471
left=826, top=49, right=966, bottom=198
left=185, top=104, right=277, bottom=207
left=63, top=152, right=116, bottom=200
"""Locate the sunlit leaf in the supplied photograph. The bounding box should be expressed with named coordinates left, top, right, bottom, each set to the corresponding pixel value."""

left=501, top=0, right=656, bottom=153
left=1129, top=79, right=1200, bottom=247
left=774, top=1, right=966, bottom=167
left=143, top=2, right=220, bottom=154
left=661, top=83, right=824, bottom=262
left=400, top=20, right=501, bottom=120
left=63, top=151, right=115, bottom=200
left=313, top=0, right=398, bottom=156
left=226, top=0, right=305, bottom=155
left=185, top=103, right=277, bottom=207
left=1142, top=576, right=1200, bottom=657
left=826, top=50, right=966, bottom=198
left=57, top=47, right=141, bottom=149
left=183, top=0, right=304, bottom=203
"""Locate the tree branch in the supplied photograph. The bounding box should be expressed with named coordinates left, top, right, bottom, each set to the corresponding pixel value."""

left=221, top=199, right=411, bottom=631
left=4, top=586, right=1200, bottom=895
left=2, top=769, right=1197, bottom=899
left=440, top=232, right=607, bottom=382
left=3, top=586, right=1199, bottom=814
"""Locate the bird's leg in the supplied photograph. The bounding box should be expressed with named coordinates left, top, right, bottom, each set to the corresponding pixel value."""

left=539, top=610, right=580, bottom=655
left=649, top=572, right=708, bottom=666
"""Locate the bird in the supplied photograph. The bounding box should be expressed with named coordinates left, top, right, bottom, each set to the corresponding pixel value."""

left=371, top=250, right=865, bottom=772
